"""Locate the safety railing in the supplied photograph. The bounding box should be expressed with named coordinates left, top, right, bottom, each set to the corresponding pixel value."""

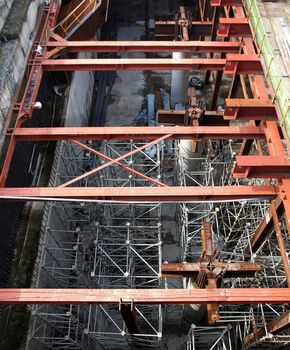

left=53, top=0, right=102, bottom=39
left=244, top=0, right=290, bottom=139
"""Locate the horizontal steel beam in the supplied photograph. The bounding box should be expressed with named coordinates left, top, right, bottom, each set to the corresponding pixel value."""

left=0, top=288, right=289, bottom=304
left=162, top=262, right=260, bottom=278
left=0, top=186, right=279, bottom=202
left=155, top=21, right=212, bottom=37
left=46, top=40, right=241, bottom=53
left=233, top=156, right=290, bottom=178
left=42, top=55, right=263, bottom=74
left=224, top=98, right=276, bottom=120
left=224, top=54, right=263, bottom=75
left=211, top=0, right=242, bottom=6
left=10, top=126, right=265, bottom=141
left=157, top=110, right=228, bottom=126
left=41, top=58, right=226, bottom=71
left=218, top=18, right=251, bottom=37
left=243, top=312, right=290, bottom=347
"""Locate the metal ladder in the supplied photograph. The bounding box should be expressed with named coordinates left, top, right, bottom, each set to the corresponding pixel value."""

left=53, top=0, right=102, bottom=39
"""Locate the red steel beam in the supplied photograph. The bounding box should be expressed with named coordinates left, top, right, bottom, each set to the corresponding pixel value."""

left=224, top=98, right=277, bottom=120
left=0, top=185, right=279, bottom=202
left=243, top=312, right=290, bottom=347
left=155, top=21, right=213, bottom=37
left=232, top=6, right=290, bottom=237
left=271, top=200, right=290, bottom=287
left=10, top=126, right=265, bottom=141
left=224, top=54, right=263, bottom=75
left=233, top=156, right=290, bottom=179
left=46, top=40, right=241, bottom=54
left=245, top=195, right=285, bottom=255
left=211, top=0, right=242, bottom=6
left=161, top=262, right=260, bottom=278
left=157, top=110, right=228, bottom=126
left=41, top=58, right=226, bottom=71
left=217, top=18, right=251, bottom=37
left=0, top=288, right=289, bottom=304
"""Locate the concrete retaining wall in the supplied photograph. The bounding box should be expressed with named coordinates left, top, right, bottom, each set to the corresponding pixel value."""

left=0, top=0, right=15, bottom=33
left=0, top=0, right=43, bottom=145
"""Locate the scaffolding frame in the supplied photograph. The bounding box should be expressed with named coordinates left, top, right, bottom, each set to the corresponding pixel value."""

left=29, top=140, right=164, bottom=349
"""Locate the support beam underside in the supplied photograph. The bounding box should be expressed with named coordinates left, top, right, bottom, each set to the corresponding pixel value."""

left=0, top=288, right=289, bottom=304
left=10, top=126, right=265, bottom=141
left=46, top=40, right=241, bottom=53
left=0, top=185, right=279, bottom=202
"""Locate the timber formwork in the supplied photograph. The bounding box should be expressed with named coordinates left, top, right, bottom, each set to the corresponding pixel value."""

left=0, top=0, right=290, bottom=349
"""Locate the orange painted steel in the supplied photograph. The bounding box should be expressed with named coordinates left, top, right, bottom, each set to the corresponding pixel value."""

left=243, top=312, right=290, bottom=347
left=0, top=0, right=289, bottom=310
left=0, top=185, right=279, bottom=202
left=154, top=20, right=213, bottom=37
left=211, top=0, right=242, bottom=6
left=10, top=126, right=265, bottom=141
left=0, top=288, right=289, bottom=304
left=46, top=40, right=241, bottom=53
left=41, top=58, right=227, bottom=71
left=224, top=54, right=263, bottom=75
left=217, top=18, right=251, bottom=37
left=224, top=98, right=276, bottom=120
left=233, top=156, right=290, bottom=178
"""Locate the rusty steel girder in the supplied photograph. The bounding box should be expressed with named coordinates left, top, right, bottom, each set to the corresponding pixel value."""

left=10, top=126, right=265, bottom=141
left=217, top=18, right=251, bottom=37
left=161, top=262, right=260, bottom=278
left=224, top=98, right=277, bottom=120
left=0, top=288, right=289, bottom=304
left=45, top=40, right=241, bottom=54
left=0, top=185, right=279, bottom=202
left=154, top=20, right=212, bottom=38
left=41, top=58, right=226, bottom=71
left=211, top=0, right=243, bottom=6
left=41, top=56, right=264, bottom=73
left=243, top=312, right=290, bottom=347
left=157, top=110, right=227, bottom=126
left=224, top=54, right=263, bottom=75
left=233, top=156, right=290, bottom=179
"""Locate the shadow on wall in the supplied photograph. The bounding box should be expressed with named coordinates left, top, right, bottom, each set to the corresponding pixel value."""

left=0, top=74, right=55, bottom=287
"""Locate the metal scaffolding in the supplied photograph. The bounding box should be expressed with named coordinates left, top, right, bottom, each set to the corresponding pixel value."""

left=29, top=139, right=163, bottom=349
left=0, top=1, right=290, bottom=350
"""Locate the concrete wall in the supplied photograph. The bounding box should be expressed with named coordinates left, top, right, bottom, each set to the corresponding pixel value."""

left=0, top=0, right=42, bottom=145
left=0, top=0, right=15, bottom=33
left=65, top=52, right=96, bottom=126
